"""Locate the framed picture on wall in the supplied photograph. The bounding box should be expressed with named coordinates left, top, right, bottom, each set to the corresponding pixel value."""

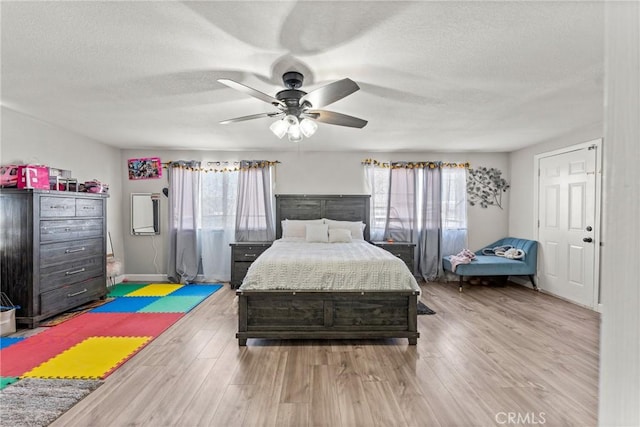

left=128, top=157, right=162, bottom=180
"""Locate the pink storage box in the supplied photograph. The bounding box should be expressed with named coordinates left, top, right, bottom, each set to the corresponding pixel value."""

left=17, top=165, right=50, bottom=189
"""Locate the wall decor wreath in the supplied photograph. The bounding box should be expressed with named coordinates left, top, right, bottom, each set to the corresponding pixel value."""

left=467, top=167, right=510, bottom=209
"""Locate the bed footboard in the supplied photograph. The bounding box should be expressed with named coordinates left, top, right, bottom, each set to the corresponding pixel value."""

left=236, top=289, right=419, bottom=346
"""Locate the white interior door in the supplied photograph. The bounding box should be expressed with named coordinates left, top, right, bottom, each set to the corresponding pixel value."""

left=537, top=146, right=597, bottom=307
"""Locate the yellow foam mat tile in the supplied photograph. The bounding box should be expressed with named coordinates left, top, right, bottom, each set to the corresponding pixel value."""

left=22, top=336, right=151, bottom=380
left=126, top=284, right=183, bottom=297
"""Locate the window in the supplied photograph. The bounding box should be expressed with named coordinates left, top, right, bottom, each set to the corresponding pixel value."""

left=200, top=170, right=238, bottom=231
left=441, top=167, right=467, bottom=230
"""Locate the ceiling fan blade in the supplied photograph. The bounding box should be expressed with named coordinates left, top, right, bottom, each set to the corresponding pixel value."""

left=218, top=79, right=284, bottom=107
left=300, top=78, right=360, bottom=108
left=304, top=110, right=368, bottom=128
left=220, top=112, right=284, bottom=125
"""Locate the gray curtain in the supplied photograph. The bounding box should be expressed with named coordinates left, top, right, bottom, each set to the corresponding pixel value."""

left=167, top=161, right=202, bottom=283
left=235, top=161, right=275, bottom=242
left=384, top=164, right=416, bottom=242
left=417, top=166, right=443, bottom=281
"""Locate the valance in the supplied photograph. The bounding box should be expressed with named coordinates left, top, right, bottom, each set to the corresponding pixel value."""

left=165, top=160, right=279, bottom=173
left=362, top=159, right=469, bottom=169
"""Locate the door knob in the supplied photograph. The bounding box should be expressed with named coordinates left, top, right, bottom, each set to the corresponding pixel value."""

left=586, top=226, right=593, bottom=231
left=583, top=237, right=593, bottom=243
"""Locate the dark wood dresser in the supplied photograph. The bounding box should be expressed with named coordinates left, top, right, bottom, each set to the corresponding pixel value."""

left=0, top=189, right=109, bottom=327
left=372, top=241, right=416, bottom=275
left=229, top=242, right=272, bottom=289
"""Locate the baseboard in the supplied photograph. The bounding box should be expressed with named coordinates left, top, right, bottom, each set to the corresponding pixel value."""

left=120, top=274, right=227, bottom=284
left=507, top=276, right=535, bottom=288
left=123, top=274, right=168, bottom=282
left=106, top=274, right=127, bottom=287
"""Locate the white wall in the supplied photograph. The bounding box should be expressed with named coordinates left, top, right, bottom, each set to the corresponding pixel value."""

left=121, top=148, right=510, bottom=274
left=0, top=107, right=125, bottom=262
left=599, top=1, right=640, bottom=425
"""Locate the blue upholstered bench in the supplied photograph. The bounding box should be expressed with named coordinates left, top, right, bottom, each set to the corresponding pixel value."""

left=442, top=237, right=538, bottom=292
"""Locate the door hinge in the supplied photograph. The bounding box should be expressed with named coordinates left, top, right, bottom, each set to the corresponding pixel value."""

left=538, top=220, right=540, bottom=227
left=588, top=144, right=597, bottom=150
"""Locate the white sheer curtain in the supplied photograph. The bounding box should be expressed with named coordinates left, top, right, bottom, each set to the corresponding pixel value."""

left=167, top=161, right=202, bottom=283
left=364, top=162, right=390, bottom=241
left=235, top=161, right=275, bottom=242
left=200, top=169, right=238, bottom=282
left=441, top=167, right=468, bottom=258
left=385, top=164, right=416, bottom=242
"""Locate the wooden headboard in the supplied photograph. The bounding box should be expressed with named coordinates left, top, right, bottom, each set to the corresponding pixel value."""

left=275, top=194, right=371, bottom=241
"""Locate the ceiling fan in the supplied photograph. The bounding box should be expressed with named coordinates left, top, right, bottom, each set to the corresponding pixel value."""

left=218, top=71, right=367, bottom=142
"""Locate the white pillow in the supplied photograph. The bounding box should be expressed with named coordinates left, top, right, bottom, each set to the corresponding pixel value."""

left=325, top=219, right=366, bottom=240
left=306, top=223, right=329, bottom=243
left=282, top=219, right=324, bottom=238
left=329, top=228, right=352, bottom=243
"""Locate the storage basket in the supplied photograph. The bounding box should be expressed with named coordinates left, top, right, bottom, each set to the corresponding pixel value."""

left=1, top=293, right=19, bottom=337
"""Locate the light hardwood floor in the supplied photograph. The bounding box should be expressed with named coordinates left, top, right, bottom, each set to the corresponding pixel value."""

left=51, top=282, right=599, bottom=427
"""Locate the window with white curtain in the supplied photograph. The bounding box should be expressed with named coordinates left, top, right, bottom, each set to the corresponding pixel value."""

left=168, top=161, right=274, bottom=283
left=201, top=170, right=238, bottom=231
left=441, top=167, right=467, bottom=230
left=365, top=161, right=467, bottom=280
left=367, top=165, right=467, bottom=235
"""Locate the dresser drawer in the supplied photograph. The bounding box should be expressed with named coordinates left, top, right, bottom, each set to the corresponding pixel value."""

left=40, top=196, right=76, bottom=217
left=40, top=238, right=104, bottom=267
left=40, top=255, right=104, bottom=292
left=76, top=198, right=103, bottom=217
left=232, top=245, right=270, bottom=261
left=40, top=219, right=104, bottom=242
left=40, top=277, right=106, bottom=318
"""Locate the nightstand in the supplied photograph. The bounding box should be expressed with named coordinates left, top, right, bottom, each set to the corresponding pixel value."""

left=372, top=241, right=416, bottom=274
left=229, top=242, right=272, bottom=288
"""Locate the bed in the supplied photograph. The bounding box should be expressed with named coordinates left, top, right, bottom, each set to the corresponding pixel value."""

left=236, top=194, right=421, bottom=346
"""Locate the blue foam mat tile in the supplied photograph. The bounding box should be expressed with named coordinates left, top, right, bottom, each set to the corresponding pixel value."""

left=0, top=337, right=25, bottom=350
left=169, top=284, right=223, bottom=297
left=90, top=297, right=159, bottom=313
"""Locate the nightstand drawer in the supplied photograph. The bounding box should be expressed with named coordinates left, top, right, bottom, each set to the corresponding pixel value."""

left=233, top=246, right=270, bottom=261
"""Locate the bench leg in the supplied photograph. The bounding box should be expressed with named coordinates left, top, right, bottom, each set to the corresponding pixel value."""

left=459, top=275, right=464, bottom=292
left=528, top=275, right=538, bottom=291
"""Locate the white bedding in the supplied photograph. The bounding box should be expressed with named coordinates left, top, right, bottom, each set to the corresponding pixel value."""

left=239, top=238, right=421, bottom=293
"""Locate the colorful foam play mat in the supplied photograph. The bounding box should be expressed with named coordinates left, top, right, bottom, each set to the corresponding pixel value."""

left=0, top=283, right=222, bottom=386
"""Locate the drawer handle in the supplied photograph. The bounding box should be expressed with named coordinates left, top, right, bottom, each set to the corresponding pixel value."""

left=67, top=288, right=88, bottom=297
left=82, top=206, right=94, bottom=210
left=244, top=254, right=257, bottom=258
left=65, top=247, right=86, bottom=254
left=50, top=205, right=66, bottom=209
left=65, top=227, right=72, bottom=231
left=65, top=268, right=86, bottom=275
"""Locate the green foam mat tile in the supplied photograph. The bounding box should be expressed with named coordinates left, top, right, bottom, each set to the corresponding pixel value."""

left=1, top=377, right=19, bottom=389
left=107, top=284, right=149, bottom=297
left=137, top=295, right=207, bottom=313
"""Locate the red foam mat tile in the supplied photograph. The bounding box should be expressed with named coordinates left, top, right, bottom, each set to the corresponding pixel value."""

left=0, top=335, right=81, bottom=377
left=44, top=312, right=184, bottom=338
left=0, top=313, right=184, bottom=377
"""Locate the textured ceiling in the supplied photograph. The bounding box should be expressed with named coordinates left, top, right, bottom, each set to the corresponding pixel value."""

left=1, top=1, right=604, bottom=152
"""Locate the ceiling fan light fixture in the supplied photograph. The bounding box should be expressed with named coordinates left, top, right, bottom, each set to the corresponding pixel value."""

left=269, top=119, right=288, bottom=139
left=287, top=123, right=303, bottom=142
left=284, top=114, right=299, bottom=126
left=300, top=118, right=318, bottom=137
